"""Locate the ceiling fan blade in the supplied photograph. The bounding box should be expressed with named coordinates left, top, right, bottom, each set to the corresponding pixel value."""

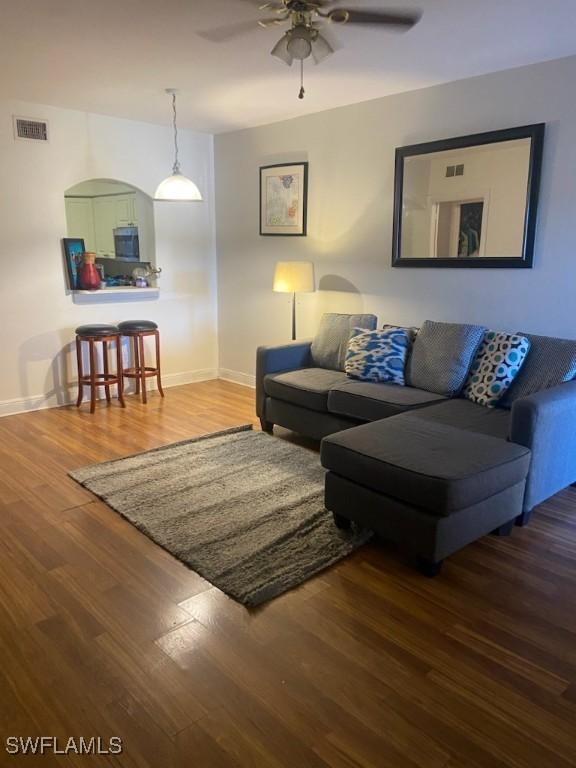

left=236, top=0, right=278, bottom=7
left=197, top=18, right=275, bottom=42
left=330, top=8, right=421, bottom=28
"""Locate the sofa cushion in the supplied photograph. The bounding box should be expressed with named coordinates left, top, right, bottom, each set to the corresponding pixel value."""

left=264, top=368, right=348, bottom=412
left=320, top=415, right=530, bottom=515
left=382, top=323, right=419, bottom=342
left=345, top=327, right=410, bottom=384
left=501, top=333, right=576, bottom=406
left=463, top=331, right=531, bottom=407
left=409, top=399, right=511, bottom=440
left=407, top=320, right=486, bottom=397
left=328, top=381, right=446, bottom=422
left=311, top=313, right=377, bottom=371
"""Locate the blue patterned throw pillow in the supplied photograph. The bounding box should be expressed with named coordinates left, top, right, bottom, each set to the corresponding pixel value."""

left=345, top=327, right=410, bottom=384
left=463, top=330, right=531, bottom=407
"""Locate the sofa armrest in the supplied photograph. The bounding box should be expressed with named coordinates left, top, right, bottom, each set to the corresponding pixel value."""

left=510, top=380, right=576, bottom=509
left=255, top=340, right=312, bottom=417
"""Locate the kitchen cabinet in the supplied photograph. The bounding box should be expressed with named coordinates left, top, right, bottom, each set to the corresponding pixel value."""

left=65, top=198, right=96, bottom=252
left=93, top=198, right=118, bottom=258
left=115, top=194, right=137, bottom=226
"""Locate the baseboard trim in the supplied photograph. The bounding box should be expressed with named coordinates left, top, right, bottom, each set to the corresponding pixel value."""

left=162, top=369, right=219, bottom=388
left=0, top=368, right=219, bottom=418
left=218, top=368, right=256, bottom=388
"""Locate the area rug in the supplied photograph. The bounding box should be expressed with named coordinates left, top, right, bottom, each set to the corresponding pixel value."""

left=69, top=425, right=370, bottom=606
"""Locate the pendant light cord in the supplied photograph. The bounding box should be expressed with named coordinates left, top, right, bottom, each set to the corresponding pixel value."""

left=172, top=92, right=180, bottom=174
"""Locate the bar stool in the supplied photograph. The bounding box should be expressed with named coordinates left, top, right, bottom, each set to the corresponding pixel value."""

left=118, top=320, right=164, bottom=404
left=75, top=324, right=126, bottom=414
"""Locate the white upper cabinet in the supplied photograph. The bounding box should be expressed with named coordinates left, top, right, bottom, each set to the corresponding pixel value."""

left=114, top=194, right=137, bottom=227
left=65, top=198, right=96, bottom=252
left=93, top=197, right=119, bottom=258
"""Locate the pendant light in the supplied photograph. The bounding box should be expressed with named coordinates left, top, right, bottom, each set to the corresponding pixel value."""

left=155, top=89, right=203, bottom=202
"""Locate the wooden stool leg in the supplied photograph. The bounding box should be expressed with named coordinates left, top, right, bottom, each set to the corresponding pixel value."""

left=138, top=333, right=147, bottom=404
left=155, top=330, right=165, bottom=398
left=89, top=338, right=97, bottom=414
left=76, top=336, right=84, bottom=407
left=116, top=337, right=126, bottom=408
left=133, top=336, right=141, bottom=395
left=103, top=341, right=111, bottom=403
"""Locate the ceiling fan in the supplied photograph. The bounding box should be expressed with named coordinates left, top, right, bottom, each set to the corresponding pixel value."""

left=199, top=1, right=422, bottom=99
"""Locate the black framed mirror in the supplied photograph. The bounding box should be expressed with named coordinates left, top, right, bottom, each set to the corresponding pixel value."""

left=392, top=124, right=545, bottom=268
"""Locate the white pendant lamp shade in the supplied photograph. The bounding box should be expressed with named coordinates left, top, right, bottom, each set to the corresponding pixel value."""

left=155, top=89, right=203, bottom=202
left=155, top=173, right=202, bottom=202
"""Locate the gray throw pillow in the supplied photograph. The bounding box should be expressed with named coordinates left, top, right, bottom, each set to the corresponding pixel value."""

left=382, top=323, right=419, bottom=343
left=311, top=313, right=377, bottom=371
left=500, top=333, right=576, bottom=406
left=407, top=320, right=486, bottom=397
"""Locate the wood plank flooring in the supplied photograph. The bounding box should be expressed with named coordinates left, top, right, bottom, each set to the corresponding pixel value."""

left=0, top=379, right=575, bottom=767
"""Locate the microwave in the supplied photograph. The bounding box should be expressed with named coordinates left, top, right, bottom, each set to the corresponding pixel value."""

left=114, top=226, right=140, bottom=260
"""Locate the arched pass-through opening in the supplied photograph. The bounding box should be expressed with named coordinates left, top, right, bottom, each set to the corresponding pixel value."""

left=64, top=178, right=157, bottom=289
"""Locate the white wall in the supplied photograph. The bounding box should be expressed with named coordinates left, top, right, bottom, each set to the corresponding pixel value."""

left=0, top=100, right=218, bottom=415
left=214, top=55, right=576, bottom=383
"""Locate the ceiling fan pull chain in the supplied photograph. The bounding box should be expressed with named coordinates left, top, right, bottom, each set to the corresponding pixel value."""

left=298, top=58, right=305, bottom=99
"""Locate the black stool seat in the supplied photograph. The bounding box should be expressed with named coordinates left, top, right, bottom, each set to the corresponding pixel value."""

left=118, top=320, right=158, bottom=332
left=76, top=324, right=119, bottom=336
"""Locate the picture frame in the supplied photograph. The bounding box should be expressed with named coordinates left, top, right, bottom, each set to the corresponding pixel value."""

left=260, top=162, right=308, bottom=236
left=62, top=237, right=85, bottom=290
left=391, top=123, right=545, bottom=269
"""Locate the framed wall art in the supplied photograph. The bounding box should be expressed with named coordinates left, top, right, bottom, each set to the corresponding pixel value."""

left=260, top=162, right=308, bottom=236
left=62, top=237, right=86, bottom=290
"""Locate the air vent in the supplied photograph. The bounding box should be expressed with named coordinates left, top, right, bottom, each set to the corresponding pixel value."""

left=13, top=116, right=48, bottom=142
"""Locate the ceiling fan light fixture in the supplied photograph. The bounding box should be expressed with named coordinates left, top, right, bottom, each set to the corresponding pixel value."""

left=271, top=33, right=294, bottom=65
left=311, top=32, right=333, bottom=64
left=286, top=28, right=313, bottom=60
left=328, top=9, right=350, bottom=24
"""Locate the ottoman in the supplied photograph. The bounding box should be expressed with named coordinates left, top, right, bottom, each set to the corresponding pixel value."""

left=320, top=414, right=531, bottom=575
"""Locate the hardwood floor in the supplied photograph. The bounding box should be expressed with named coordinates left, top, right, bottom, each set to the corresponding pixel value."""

left=1, top=379, right=575, bottom=767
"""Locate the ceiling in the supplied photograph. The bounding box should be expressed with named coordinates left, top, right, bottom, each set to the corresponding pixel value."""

left=1, top=0, right=576, bottom=134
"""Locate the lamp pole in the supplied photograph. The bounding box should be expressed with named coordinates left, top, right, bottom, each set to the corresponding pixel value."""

left=292, top=292, right=297, bottom=340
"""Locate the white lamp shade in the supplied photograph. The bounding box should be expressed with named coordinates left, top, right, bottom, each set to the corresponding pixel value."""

left=154, top=173, right=203, bottom=202
left=273, top=261, right=315, bottom=293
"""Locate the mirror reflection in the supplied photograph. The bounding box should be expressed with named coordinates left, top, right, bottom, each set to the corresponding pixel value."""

left=400, top=138, right=531, bottom=261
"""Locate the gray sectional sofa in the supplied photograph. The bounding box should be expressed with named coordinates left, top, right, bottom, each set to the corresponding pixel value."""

left=256, top=314, right=576, bottom=574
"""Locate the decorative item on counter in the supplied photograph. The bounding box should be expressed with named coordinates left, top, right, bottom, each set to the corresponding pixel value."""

left=132, top=265, right=162, bottom=288
left=79, top=252, right=102, bottom=291
left=105, top=276, right=133, bottom=287
left=62, top=238, right=86, bottom=290
left=132, top=266, right=149, bottom=288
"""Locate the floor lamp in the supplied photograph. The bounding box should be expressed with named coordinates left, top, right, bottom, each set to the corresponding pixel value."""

left=273, top=261, right=315, bottom=340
